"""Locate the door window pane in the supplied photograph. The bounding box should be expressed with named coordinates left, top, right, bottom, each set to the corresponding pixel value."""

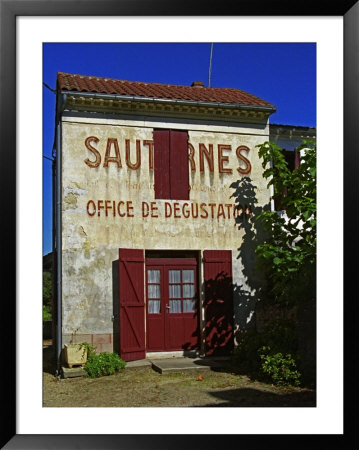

left=182, top=269, right=194, bottom=283
left=148, top=300, right=161, bottom=314
left=183, top=299, right=196, bottom=313
left=148, top=284, right=160, bottom=299
left=169, top=284, right=181, bottom=298
left=169, top=270, right=181, bottom=283
left=147, top=269, right=160, bottom=283
left=183, top=284, right=194, bottom=298
left=169, top=299, right=181, bottom=313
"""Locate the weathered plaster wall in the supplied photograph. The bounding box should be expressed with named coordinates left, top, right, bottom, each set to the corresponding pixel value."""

left=61, top=116, right=271, bottom=347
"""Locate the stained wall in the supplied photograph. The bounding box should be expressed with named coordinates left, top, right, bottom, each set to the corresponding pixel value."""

left=60, top=115, right=271, bottom=350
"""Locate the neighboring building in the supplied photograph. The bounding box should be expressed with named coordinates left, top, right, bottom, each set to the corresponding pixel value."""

left=269, top=123, right=316, bottom=152
left=53, top=72, right=280, bottom=368
left=269, top=123, right=316, bottom=213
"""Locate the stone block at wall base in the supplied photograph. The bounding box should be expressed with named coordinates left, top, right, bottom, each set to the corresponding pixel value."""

left=92, top=343, right=114, bottom=353
left=62, top=333, right=113, bottom=352
left=92, top=333, right=112, bottom=344
left=71, top=334, right=93, bottom=344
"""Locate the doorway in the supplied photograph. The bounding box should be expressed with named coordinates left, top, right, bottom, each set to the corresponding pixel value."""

left=145, top=255, right=199, bottom=352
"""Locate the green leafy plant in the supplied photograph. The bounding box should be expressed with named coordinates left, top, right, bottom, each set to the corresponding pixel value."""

left=232, top=320, right=300, bottom=384
left=43, top=271, right=52, bottom=322
left=84, top=352, right=126, bottom=378
left=43, top=304, right=52, bottom=322
left=79, top=342, right=96, bottom=360
left=232, top=328, right=266, bottom=375
left=43, top=271, right=52, bottom=303
left=259, top=346, right=301, bottom=386
left=255, top=140, right=316, bottom=306
left=262, top=319, right=299, bottom=355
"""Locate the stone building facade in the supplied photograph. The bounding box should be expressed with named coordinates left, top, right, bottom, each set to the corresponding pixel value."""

left=53, top=73, right=277, bottom=364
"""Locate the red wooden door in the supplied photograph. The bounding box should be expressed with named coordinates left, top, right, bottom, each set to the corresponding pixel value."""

left=119, top=249, right=146, bottom=361
left=203, top=250, right=234, bottom=356
left=146, top=258, right=198, bottom=352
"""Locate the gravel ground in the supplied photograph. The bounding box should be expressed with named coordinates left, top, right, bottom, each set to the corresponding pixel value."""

left=43, top=341, right=316, bottom=408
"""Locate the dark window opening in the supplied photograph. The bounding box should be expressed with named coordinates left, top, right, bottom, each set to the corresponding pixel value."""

left=274, top=148, right=300, bottom=211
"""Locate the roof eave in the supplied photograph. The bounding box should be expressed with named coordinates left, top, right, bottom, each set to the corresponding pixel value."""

left=58, top=89, right=276, bottom=124
left=59, top=89, right=276, bottom=113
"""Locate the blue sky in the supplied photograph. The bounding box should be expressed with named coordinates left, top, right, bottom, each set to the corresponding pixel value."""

left=42, top=42, right=316, bottom=256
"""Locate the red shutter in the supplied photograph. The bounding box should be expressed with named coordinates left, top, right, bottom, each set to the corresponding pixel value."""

left=153, top=129, right=189, bottom=200
left=203, top=250, right=234, bottom=356
left=119, top=248, right=145, bottom=361
left=294, top=149, right=300, bottom=169
left=169, top=130, right=189, bottom=200
left=153, top=129, right=170, bottom=199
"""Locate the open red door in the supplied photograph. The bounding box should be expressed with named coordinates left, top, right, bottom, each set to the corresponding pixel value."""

left=119, top=248, right=145, bottom=361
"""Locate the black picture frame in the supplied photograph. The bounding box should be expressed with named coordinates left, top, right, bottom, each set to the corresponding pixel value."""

left=1, top=1, right=355, bottom=448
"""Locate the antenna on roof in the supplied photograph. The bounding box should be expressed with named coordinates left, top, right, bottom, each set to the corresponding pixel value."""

left=208, top=43, right=214, bottom=88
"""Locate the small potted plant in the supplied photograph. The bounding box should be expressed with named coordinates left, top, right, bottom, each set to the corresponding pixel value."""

left=64, top=331, right=94, bottom=368
left=64, top=343, right=88, bottom=368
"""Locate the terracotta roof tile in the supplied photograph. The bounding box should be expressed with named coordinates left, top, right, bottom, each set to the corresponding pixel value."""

left=57, top=72, right=276, bottom=110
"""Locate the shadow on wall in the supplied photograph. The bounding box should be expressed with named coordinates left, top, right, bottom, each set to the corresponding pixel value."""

left=182, top=286, right=201, bottom=352
left=230, top=177, right=270, bottom=338
left=203, top=271, right=234, bottom=356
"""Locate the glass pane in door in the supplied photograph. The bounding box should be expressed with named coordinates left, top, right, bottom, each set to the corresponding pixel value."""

left=148, top=269, right=160, bottom=283
left=182, top=269, right=194, bottom=283
left=169, top=284, right=181, bottom=298
left=148, top=284, right=160, bottom=298
left=183, top=284, right=194, bottom=298
left=183, top=299, right=195, bottom=312
left=169, top=299, right=181, bottom=313
left=148, top=300, right=161, bottom=314
left=147, top=269, right=160, bottom=314
left=169, top=270, right=181, bottom=283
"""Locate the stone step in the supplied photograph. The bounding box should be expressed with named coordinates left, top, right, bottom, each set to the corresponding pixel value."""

left=61, top=366, right=86, bottom=379
left=124, top=359, right=152, bottom=368
left=149, top=357, right=229, bottom=374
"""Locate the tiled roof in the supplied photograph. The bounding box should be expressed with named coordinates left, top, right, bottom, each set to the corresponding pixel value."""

left=57, top=72, right=276, bottom=110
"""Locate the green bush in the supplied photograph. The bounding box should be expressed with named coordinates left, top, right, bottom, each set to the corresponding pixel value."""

left=259, top=346, right=301, bottom=386
left=84, top=352, right=126, bottom=378
left=232, top=328, right=266, bottom=375
left=43, top=271, right=52, bottom=301
left=261, top=319, right=299, bottom=355
left=232, top=319, right=301, bottom=385
left=43, top=304, right=52, bottom=322
left=43, top=271, right=52, bottom=322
